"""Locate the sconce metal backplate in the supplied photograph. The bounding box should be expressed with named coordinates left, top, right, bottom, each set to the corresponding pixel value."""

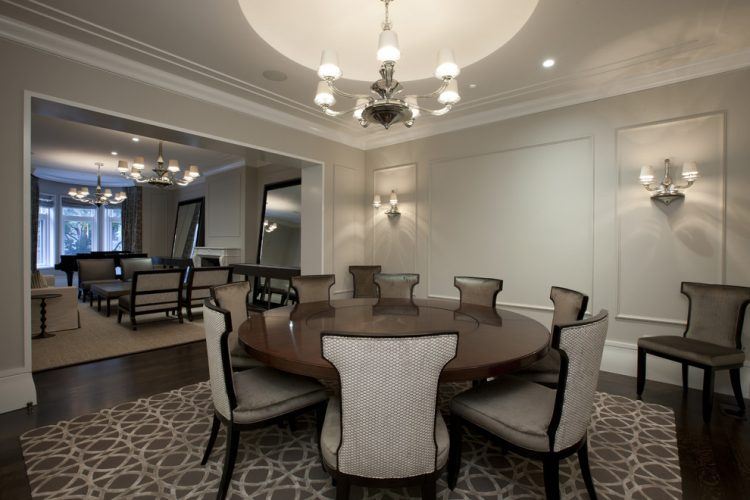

left=385, top=207, right=401, bottom=218
left=651, top=192, right=685, bottom=205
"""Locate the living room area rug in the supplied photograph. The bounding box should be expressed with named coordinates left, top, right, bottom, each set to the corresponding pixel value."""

left=20, top=382, right=682, bottom=499
left=32, top=302, right=205, bottom=372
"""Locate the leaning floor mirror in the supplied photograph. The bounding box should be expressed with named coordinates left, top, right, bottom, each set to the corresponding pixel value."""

left=172, top=197, right=205, bottom=260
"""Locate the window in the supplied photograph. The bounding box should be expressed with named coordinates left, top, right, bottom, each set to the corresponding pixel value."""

left=61, top=200, right=98, bottom=255
left=36, top=194, right=55, bottom=268
left=103, top=207, right=122, bottom=251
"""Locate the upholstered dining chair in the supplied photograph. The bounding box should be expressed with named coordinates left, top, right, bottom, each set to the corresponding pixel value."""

left=374, top=273, right=420, bottom=300
left=291, top=274, right=335, bottom=304
left=320, top=331, right=458, bottom=500
left=453, top=276, right=503, bottom=307
left=448, top=311, right=609, bottom=500
left=116, top=269, right=185, bottom=330
left=637, top=282, right=750, bottom=423
left=201, top=300, right=328, bottom=500
left=211, top=281, right=265, bottom=370
left=514, top=286, right=589, bottom=386
left=77, top=258, right=118, bottom=303
left=349, top=265, right=382, bottom=298
left=120, top=257, right=154, bottom=281
left=184, top=266, right=232, bottom=321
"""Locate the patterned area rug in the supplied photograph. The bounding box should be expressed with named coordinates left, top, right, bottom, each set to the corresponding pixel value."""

left=20, top=382, right=681, bottom=499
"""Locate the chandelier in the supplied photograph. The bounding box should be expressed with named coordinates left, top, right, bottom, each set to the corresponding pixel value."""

left=313, top=0, right=461, bottom=130
left=263, top=220, right=278, bottom=233
left=68, top=163, right=127, bottom=207
left=118, top=141, right=200, bottom=187
left=639, top=158, right=699, bottom=205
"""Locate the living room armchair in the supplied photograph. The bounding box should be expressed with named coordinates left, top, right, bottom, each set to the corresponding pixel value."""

left=32, top=275, right=79, bottom=335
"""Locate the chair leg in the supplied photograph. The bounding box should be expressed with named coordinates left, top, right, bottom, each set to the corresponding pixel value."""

left=447, top=414, right=462, bottom=490
left=682, top=364, right=689, bottom=395
left=636, top=347, right=646, bottom=398
left=577, top=439, right=597, bottom=500
left=178, top=307, right=184, bottom=324
left=335, top=476, right=350, bottom=500
left=420, top=477, right=437, bottom=500
left=117, top=310, right=122, bottom=324
left=201, top=414, right=221, bottom=465
left=217, top=423, right=240, bottom=500
left=543, top=457, right=560, bottom=500
left=187, top=304, right=193, bottom=322
left=130, top=314, right=137, bottom=331
left=702, top=368, right=715, bottom=424
left=730, top=368, right=746, bottom=414
left=315, top=402, right=326, bottom=443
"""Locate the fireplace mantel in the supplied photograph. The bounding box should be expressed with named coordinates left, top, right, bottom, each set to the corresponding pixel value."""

left=193, top=247, right=241, bottom=267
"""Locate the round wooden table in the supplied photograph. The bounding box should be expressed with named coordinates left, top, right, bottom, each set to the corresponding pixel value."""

left=238, top=298, right=550, bottom=382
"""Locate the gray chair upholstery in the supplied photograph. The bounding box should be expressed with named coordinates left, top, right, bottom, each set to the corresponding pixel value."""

left=291, top=274, right=335, bottom=304
left=453, top=276, right=503, bottom=307
left=374, top=273, right=419, bottom=300
left=349, top=265, right=382, bottom=298
left=116, top=269, right=184, bottom=330
left=637, top=282, right=750, bottom=423
left=514, top=286, right=589, bottom=386
left=448, top=311, right=609, bottom=500
left=183, top=267, right=232, bottom=321
left=321, top=332, right=458, bottom=499
left=77, top=258, right=118, bottom=302
left=211, top=282, right=265, bottom=370
left=201, top=301, right=328, bottom=500
left=120, top=257, right=154, bottom=281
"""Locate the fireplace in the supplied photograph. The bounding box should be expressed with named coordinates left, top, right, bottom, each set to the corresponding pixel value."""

left=192, top=247, right=241, bottom=267
left=201, top=256, right=221, bottom=267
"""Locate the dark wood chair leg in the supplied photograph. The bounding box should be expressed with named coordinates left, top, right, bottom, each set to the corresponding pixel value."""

left=187, top=304, right=193, bottom=322
left=730, top=368, right=746, bottom=414
left=420, top=477, right=437, bottom=500
left=117, top=310, right=122, bottom=323
left=201, top=414, right=221, bottom=465
left=682, top=364, right=689, bottom=395
left=577, top=439, right=597, bottom=500
left=217, top=423, right=240, bottom=500
left=636, top=347, right=646, bottom=398
left=97, top=296, right=101, bottom=312
left=447, top=414, right=462, bottom=490
left=543, top=457, right=561, bottom=500
left=335, top=476, right=350, bottom=500
left=702, top=367, right=715, bottom=424
left=130, top=314, right=138, bottom=331
left=177, top=307, right=184, bottom=324
left=315, top=402, right=326, bottom=442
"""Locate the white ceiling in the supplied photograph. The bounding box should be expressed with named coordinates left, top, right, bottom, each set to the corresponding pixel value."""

left=3, top=0, right=750, bottom=149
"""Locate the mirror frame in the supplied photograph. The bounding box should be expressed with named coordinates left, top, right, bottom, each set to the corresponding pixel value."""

left=172, top=197, right=205, bottom=259
left=256, top=178, right=301, bottom=264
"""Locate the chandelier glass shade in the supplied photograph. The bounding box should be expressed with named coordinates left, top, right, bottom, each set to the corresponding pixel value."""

left=313, top=0, right=461, bottom=130
left=118, top=141, right=200, bottom=187
left=68, top=163, right=127, bottom=207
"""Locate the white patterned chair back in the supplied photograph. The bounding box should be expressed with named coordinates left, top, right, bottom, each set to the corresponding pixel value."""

left=202, top=300, right=235, bottom=421
left=132, top=270, right=183, bottom=306
left=321, top=333, right=458, bottom=479
left=550, top=310, right=608, bottom=452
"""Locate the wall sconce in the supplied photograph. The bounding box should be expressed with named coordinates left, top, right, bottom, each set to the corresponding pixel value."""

left=639, top=158, right=699, bottom=205
left=372, top=194, right=381, bottom=208
left=385, top=190, right=400, bottom=217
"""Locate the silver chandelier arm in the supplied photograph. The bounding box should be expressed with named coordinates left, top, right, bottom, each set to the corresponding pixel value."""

left=410, top=79, right=450, bottom=99
left=322, top=103, right=368, bottom=117
left=325, top=80, right=371, bottom=100
left=672, top=179, right=696, bottom=190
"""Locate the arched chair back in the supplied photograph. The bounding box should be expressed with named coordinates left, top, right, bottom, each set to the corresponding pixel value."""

left=374, top=273, right=419, bottom=300
left=202, top=300, right=236, bottom=422
left=291, top=274, right=335, bottom=304
left=682, top=282, right=750, bottom=348
left=321, top=332, right=458, bottom=479
left=453, top=276, right=503, bottom=307
left=550, top=286, right=589, bottom=331
left=549, top=310, right=608, bottom=452
left=349, top=265, right=382, bottom=298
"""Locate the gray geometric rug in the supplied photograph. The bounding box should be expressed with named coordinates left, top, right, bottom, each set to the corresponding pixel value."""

left=20, top=382, right=681, bottom=499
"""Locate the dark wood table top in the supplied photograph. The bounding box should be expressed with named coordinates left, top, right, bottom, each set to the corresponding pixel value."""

left=90, top=282, right=131, bottom=295
left=238, top=298, right=551, bottom=382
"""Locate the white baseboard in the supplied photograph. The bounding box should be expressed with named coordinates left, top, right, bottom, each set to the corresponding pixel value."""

left=0, top=371, right=37, bottom=414
left=602, top=340, right=748, bottom=397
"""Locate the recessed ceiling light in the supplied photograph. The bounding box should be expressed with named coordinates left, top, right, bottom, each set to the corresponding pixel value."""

left=468, top=83, right=477, bottom=89
left=542, top=58, right=555, bottom=68
left=262, top=70, right=288, bottom=82
left=131, top=137, right=139, bottom=142
left=110, top=151, right=118, bottom=156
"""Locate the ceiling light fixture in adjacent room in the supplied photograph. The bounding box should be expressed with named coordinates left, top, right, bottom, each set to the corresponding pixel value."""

left=119, top=141, right=200, bottom=188
left=68, top=163, right=127, bottom=206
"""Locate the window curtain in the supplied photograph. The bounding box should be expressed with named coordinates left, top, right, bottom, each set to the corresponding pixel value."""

left=31, top=175, right=39, bottom=270
left=122, top=186, right=143, bottom=252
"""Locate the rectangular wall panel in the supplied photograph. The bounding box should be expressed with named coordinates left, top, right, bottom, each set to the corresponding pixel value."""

left=373, top=164, right=417, bottom=273
left=333, top=165, right=364, bottom=294
left=617, top=113, right=725, bottom=323
left=428, top=138, right=594, bottom=309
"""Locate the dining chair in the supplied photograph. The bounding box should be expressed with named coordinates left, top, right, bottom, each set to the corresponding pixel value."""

left=514, top=286, right=589, bottom=386
left=374, top=273, right=420, bottom=300
left=291, top=274, right=335, bottom=304
left=120, top=257, right=154, bottom=281
left=637, top=282, right=750, bottom=423
left=116, top=269, right=185, bottom=330
left=349, top=265, right=382, bottom=298
left=448, top=311, right=609, bottom=500
left=77, top=258, right=118, bottom=303
left=453, top=276, right=503, bottom=307
left=201, top=300, right=328, bottom=500
left=184, top=267, right=233, bottom=321
left=320, top=331, right=458, bottom=500
left=211, top=281, right=265, bottom=370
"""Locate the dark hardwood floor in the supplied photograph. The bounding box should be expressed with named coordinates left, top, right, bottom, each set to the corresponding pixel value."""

left=0, top=342, right=747, bottom=499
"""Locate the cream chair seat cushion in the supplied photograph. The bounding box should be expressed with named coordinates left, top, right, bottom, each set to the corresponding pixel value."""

left=450, top=376, right=556, bottom=453
left=320, top=396, right=450, bottom=472
left=230, top=367, right=327, bottom=424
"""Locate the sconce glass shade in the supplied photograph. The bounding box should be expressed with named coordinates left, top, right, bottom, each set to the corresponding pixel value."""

left=681, top=161, right=699, bottom=180
left=377, top=29, right=401, bottom=62
left=353, top=98, right=369, bottom=120
left=167, top=159, right=180, bottom=172
left=314, top=81, right=336, bottom=107
left=438, top=79, right=461, bottom=104
left=133, top=156, right=145, bottom=170
left=68, top=187, right=78, bottom=197
left=372, top=194, right=381, bottom=208
left=117, top=160, right=129, bottom=173
left=639, top=165, right=655, bottom=184
left=130, top=167, right=142, bottom=179
left=318, top=49, right=342, bottom=80
left=389, top=190, right=398, bottom=206
left=435, top=48, right=460, bottom=79
left=405, top=96, right=420, bottom=119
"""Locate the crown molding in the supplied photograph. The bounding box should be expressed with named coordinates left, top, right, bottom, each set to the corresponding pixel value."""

left=361, top=47, right=750, bottom=150
left=0, top=15, right=367, bottom=150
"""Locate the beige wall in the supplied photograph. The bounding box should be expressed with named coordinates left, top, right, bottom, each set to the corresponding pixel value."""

left=365, top=68, right=750, bottom=394
left=0, top=38, right=365, bottom=413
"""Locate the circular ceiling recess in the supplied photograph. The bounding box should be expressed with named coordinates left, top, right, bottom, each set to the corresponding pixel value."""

left=238, top=0, right=539, bottom=82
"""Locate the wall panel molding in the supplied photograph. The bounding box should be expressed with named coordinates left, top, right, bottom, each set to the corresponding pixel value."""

left=372, top=164, right=418, bottom=274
